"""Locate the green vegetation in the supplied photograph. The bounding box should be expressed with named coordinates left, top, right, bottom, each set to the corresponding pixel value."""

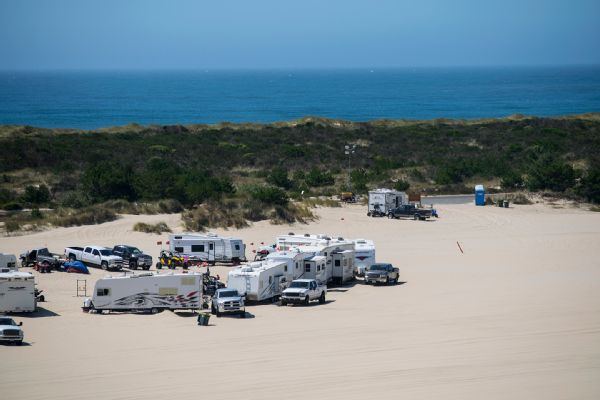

left=1, top=114, right=600, bottom=232
left=133, top=221, right=172, bottom=234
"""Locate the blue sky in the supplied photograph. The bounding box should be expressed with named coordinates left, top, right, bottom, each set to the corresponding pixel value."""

left=0, top=0, right=599, bottom=69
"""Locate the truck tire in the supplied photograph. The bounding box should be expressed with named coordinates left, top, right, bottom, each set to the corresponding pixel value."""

left=367, top=211, right=371, bottom=217
left=21, top=260, right=27, bottom=268
left=388, top=213, right=394, bottom=219
left=101, top=261, right=108, bottom=270
left=319, top=292, right=325, bottom=304
left=151, top=307, right=159, bottom=314
left=129, top=261, right=138, bottom=270
left=304, top=296, right=310, bottom=306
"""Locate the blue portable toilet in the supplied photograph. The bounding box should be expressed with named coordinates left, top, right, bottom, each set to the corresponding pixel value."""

left=474, top=185, right=485, bottom=206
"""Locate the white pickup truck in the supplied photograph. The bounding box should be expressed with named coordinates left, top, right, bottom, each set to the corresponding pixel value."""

left=281, top=279, right=326, bottom=306
left=64, top=246, right=124, bottom=270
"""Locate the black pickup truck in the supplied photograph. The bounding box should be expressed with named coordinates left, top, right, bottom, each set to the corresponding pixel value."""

left=112, top=245, right=153, bottom=270
left=387, top=204, right=432, bottom=220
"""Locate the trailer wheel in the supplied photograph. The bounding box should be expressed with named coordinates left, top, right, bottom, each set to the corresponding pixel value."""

left=319, top=292, right=325, bottom=304
left=151, top=308, right=159, bottom=314
left=304, top=296, right=310, bottom=306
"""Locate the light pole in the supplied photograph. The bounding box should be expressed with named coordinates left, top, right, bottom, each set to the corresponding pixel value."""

left=345, top=144, right=356, bottom=191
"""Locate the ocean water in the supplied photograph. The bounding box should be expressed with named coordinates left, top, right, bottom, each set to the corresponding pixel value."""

left=0, top=66, right=599, bottom=129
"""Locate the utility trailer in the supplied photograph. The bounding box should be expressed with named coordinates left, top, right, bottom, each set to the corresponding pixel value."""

left=83, top=272, right=204, bottom=314
left=0, top=271, right=36, bottom=313
left=367, top=189, right=408, bottom=217
left=169, top=233, right=246, bottom=265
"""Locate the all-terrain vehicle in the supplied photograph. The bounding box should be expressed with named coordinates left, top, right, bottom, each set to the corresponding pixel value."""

left=156, top=250, right=188, bottom=270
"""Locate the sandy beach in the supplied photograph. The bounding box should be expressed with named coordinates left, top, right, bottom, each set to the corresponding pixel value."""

left=1, top=203, right=600, bottom=400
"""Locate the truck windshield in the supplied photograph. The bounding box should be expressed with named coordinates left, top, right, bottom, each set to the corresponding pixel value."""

left=290, top=281, right=310, bottom=288
left=100, top=249, right=113, bottom=256
left=0, top=318, right=16, bottom=326
left=219, top=290, right=238, bottom=297
left=369, top=264, right=388, bottom=271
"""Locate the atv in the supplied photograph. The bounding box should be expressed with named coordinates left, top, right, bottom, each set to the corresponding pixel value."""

left=156, top=250, right=188, bottom=270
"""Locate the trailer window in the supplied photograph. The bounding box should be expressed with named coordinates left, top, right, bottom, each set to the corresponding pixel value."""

left=174, top=247, right=184, bottom=253
left=209, top=243, right=214, bottom=250
left=305, top=263, right=311, bottom=272
left=192, top=245, right=205, bottom=252
left=334, top=260, right=341, bottom=267
left=97, top=288, right=110, bottom=296
left=234, top=244, right=240, bottom=250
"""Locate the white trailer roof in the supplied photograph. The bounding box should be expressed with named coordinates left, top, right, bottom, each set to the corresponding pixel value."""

left=0, top=271, right=34, bottom=279
left=170, top=233, right=242, bottom=241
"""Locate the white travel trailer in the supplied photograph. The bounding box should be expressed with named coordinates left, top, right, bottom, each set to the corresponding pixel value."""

left=83, top=272, right=203, bottom=313
left=367, top=189, right=408, bottom=216
left=331, top=249, right=355, bottom=284
left=0, top=253, right=18, bottom=273
left=353, top=239, right=376, bottom=276
left=227, top=260, right=292, bottom=302
left=265, top=249, right=314, bottom=280
left=301, top=255, right=328, bottom=284
left=169, top=233, right=246, bottom=264
left=0, top=271, right=36, bottom=313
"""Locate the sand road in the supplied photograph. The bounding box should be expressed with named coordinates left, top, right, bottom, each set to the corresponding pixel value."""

left=1, top=203, right=599, bottom=400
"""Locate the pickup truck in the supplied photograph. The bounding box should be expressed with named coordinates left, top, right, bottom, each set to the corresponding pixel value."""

left=112, top=245, right=152, bottom=270
left=211, top=288, right=246, bottom=318
left=281, top=279, right=326, bottom=306
left=364, top=263, right=399, bottom=285
left=0, top=316, right=24, bottom=345
left=387, top=204, right=432, bottom=220
left=20, top=248, right=64, bottom=271
left=64, top=246, right=124, bottom=270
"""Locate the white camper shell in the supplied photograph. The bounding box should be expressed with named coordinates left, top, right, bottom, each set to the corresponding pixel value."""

left=0, top=253, right=18, bottom=273
left=169, top=233, right=246, bottom=265
left=85, top=272, right=203, bottom=313
left=353, top=239, right=376, bottom=276
left=0, top=271, right=36, bottom=313
left=368, top=189, right=408, bottom=216
left=227, top=260, right=292, bottom=302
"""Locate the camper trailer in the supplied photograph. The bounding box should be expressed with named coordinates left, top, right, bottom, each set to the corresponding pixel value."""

left=265, top=249, right=314, bottom=280
left=169, top=233, right=246, bottom=265
left=83, top=272, right=203, bottom=313
left=276, top=233, right=371, bottom=280
left=301, top=255, right=328, bottom=284
left=331, top=249, right=355, bottom=284
left=0, top=253, right=18, bottom=273
left=367, top=189, right=408, bottom=216
left=353, top=239, right=376, bottom=276
left=227, top=260, right=292, bottom=302
left=0, top=271, right=36, bottom=313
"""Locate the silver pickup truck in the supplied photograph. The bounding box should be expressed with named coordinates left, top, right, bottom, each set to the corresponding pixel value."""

left=281, top=279, right=326, bottom=306
left=364, top=263, right=399, bottom=285
left=211, top=288, right=246, bottom=318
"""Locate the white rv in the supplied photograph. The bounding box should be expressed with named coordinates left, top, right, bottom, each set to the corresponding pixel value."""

left=331, top=249, right=355, bottom=284
left=367, top=189, right=408, bottom=216
left=0, top=253, right=18, bottom=273
left=227, top=260, right=292, bottom=302
left=275, top=233, right=362, bottom=283
left=301, top=255, right=328, bottom=284
left=169, top=233, right=246, bottom=265
left=83, top=272, right=203, bottom=313
left=0, top=271, right=36, bottom=313
left=353, top=239, right=376, bottom=276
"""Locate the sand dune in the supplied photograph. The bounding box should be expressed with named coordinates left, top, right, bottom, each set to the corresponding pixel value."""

left=1, top=203, right=600, bottom=400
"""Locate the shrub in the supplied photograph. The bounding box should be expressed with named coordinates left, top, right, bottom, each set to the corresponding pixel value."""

left=4, top=220, right=20, bottom=234
left=30, top=208, right=44, bottom=219
left=250, top=185, right=289, bottom=206
left=394, top=179, right=410, bottom=191
left=266, top=167, right=293, bottom=190
left=526, top=158, right=578, bottom=192
left=133, top=222, right=172, bottom=234
left=22, top=184, right=51, bottom=205
left=51, top=206, right=118, bottom=227
left=576, top=167, right=600, bottom=203
left=305, top=168, right=335, bottom=187
left=2, top=202, right=23, bottom=211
